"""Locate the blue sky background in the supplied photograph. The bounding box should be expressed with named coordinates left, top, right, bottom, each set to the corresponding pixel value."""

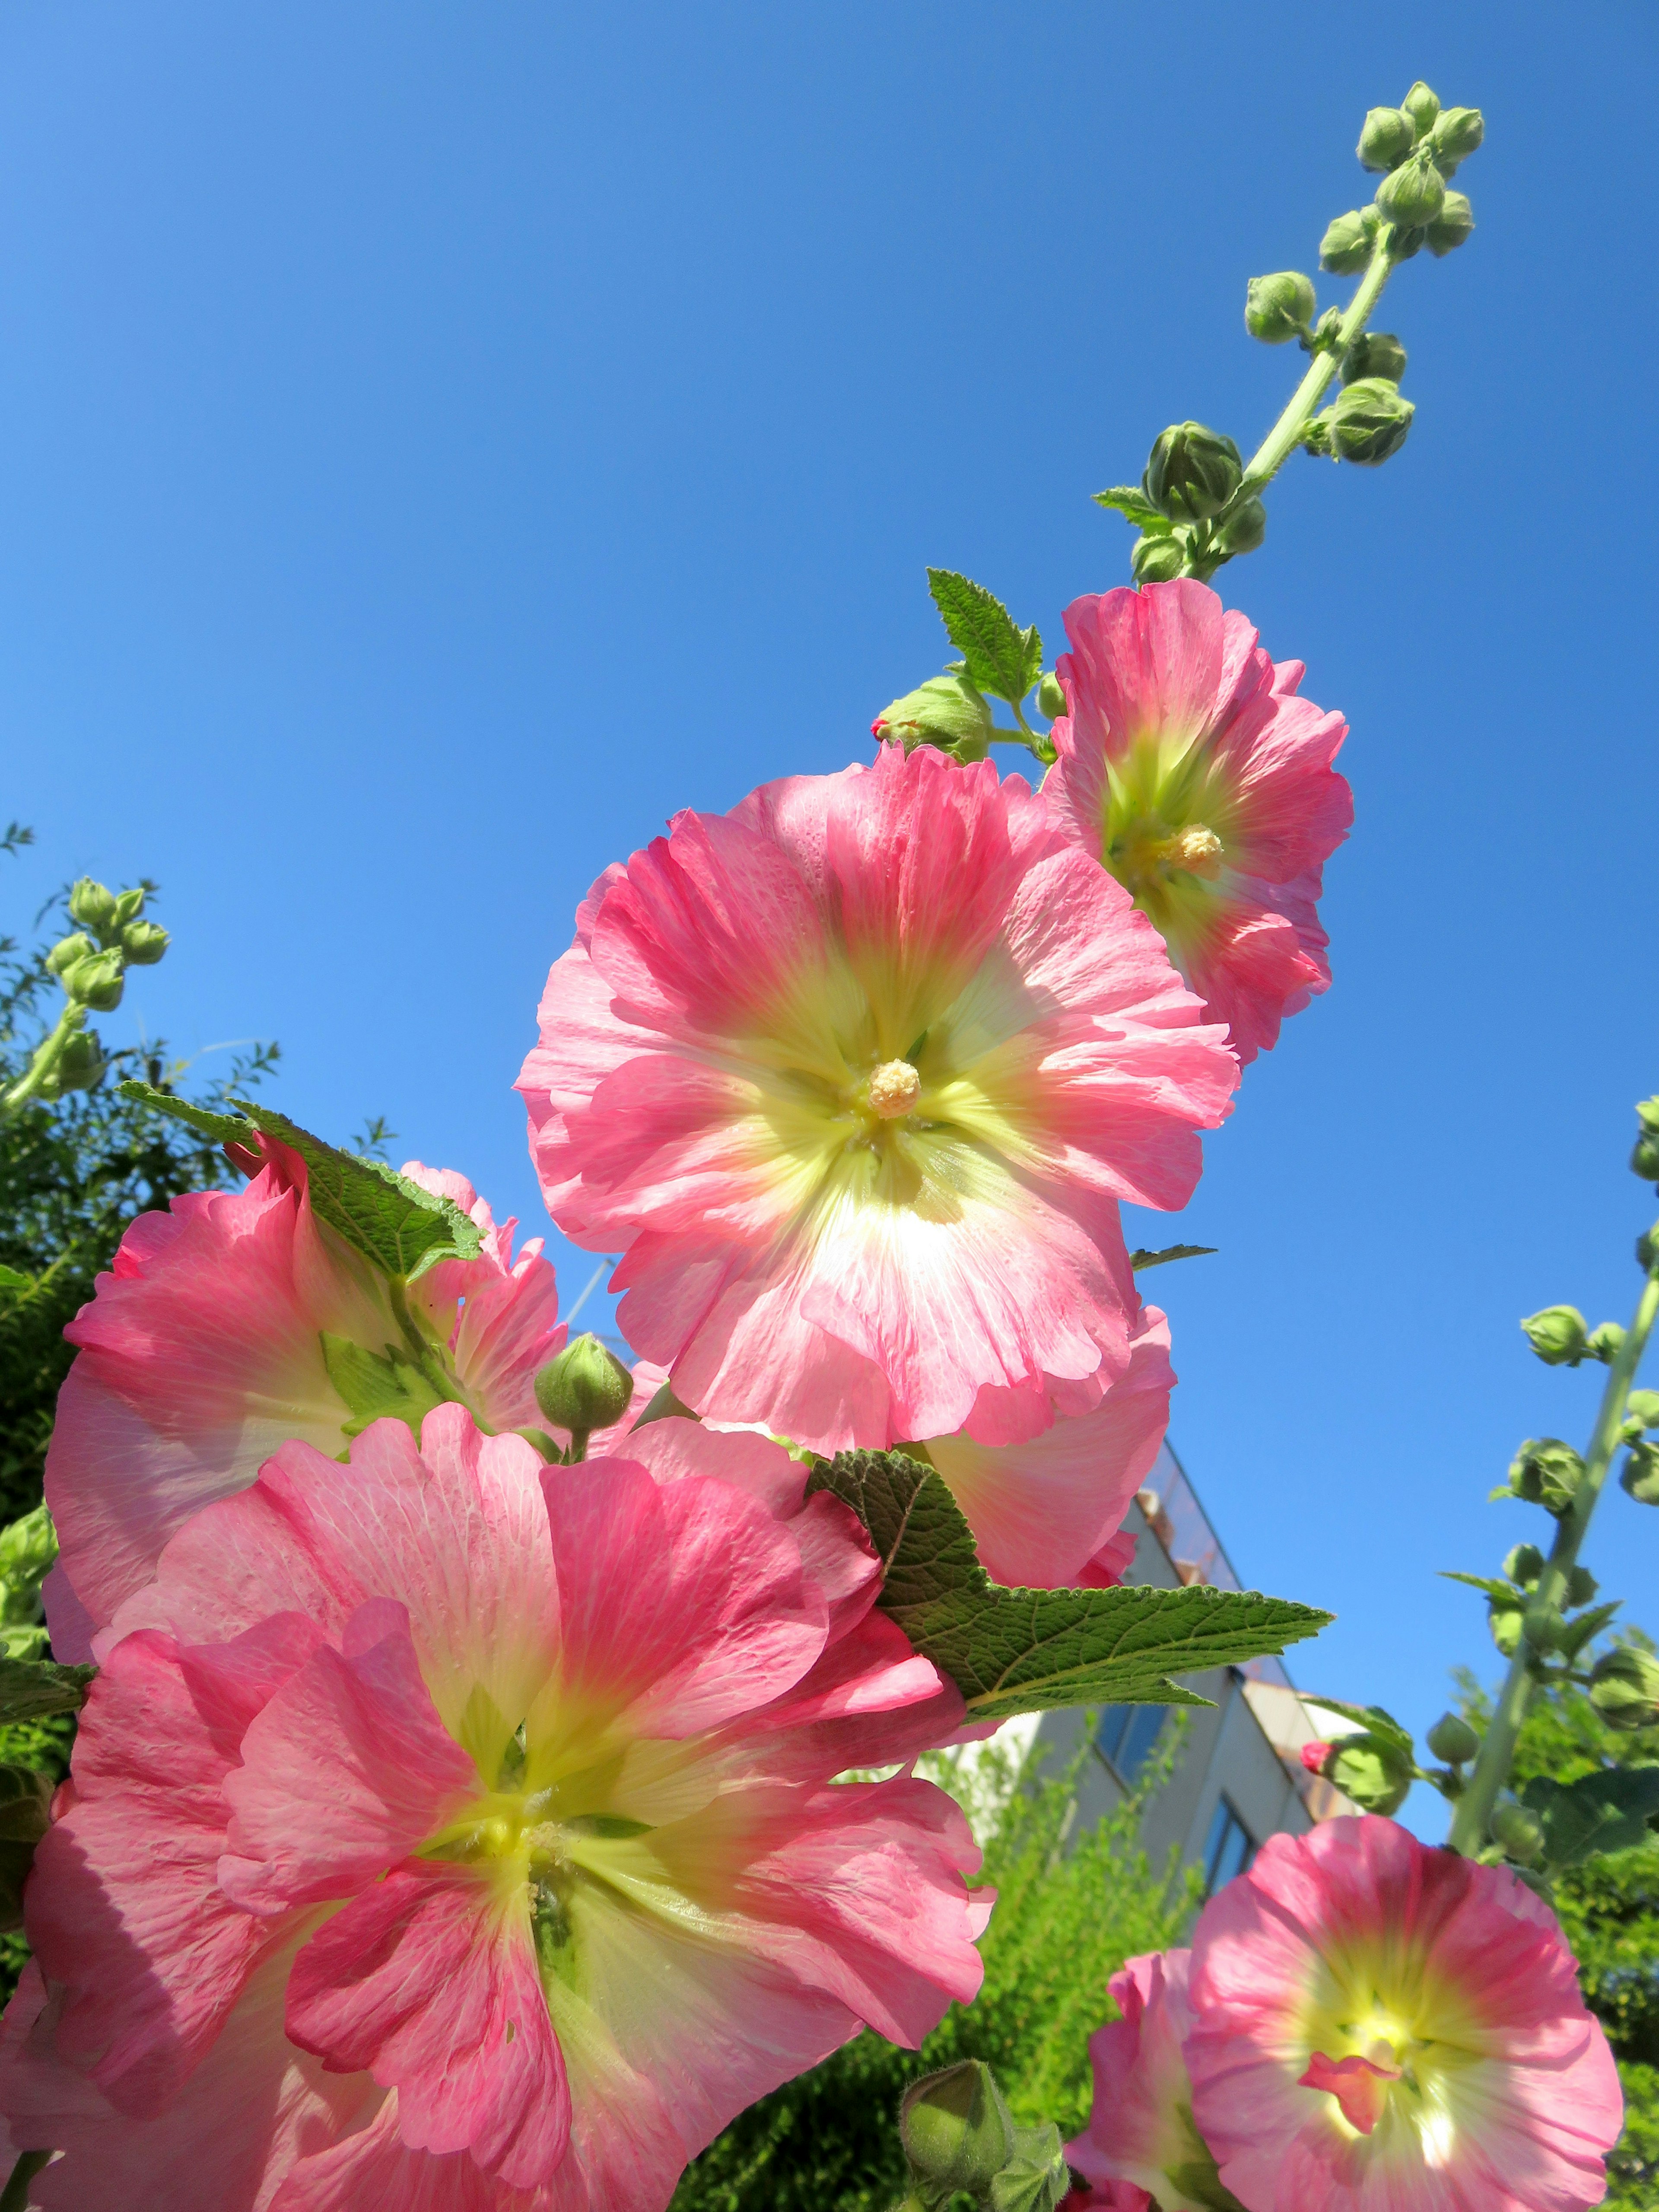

left=3, top=1, right=1655, bottom=1833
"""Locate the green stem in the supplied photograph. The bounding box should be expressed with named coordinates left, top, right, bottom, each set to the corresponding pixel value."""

left=1449, top=1255, right=1659, bottom=1854
left=0, top=1001, right=84, bottom=1120
left=0, top=2149, right=50, bottom=2211
left=1238, top=229, right=1396, bottom=492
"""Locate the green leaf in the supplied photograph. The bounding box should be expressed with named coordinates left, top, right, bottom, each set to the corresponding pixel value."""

left=1521, top=1767, right=1659, bottom=1867
left=806, top=1450, right=1330, bottom=1721
left=1091, top=485, right=1164, bottom=528
left=0, top=1767, right=52, bottom=1933
left=0, top=1654, right=95, bottom=1724
left=1559, top=1599, right=1624, bottom=1661
left=118, top=1081, right=483, bottom=1282
left=1129, top=1244, right=1217, bottom=1272
left=0, top=1265, right=32, bottom=1295
left=1301, top=1695, right=1415, bottom=1760
left=925, top=569, right=1042, bottom=707
left=1441, top=1571, right=1517, bottom=1602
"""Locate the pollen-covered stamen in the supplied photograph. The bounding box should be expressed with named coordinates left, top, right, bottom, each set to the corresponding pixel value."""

left=865, top=1059, right=922, bottom=1120
left=1110, top=816, right=1225, bottom=896
left=1165, top=823, right=1224, bottom=878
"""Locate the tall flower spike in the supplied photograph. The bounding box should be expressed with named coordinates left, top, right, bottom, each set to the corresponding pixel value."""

left=518, top=743, right=1236, bottom=1455
left=2, top=1408, right=987, bottom=2211
left=1044, top=579, right=1351, bottom=1066
left=41, top=1144, right=565, bottom=1662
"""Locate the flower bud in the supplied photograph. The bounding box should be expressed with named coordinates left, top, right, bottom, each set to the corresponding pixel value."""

left=1131, top=532, right=1187, bottom=585
left=1402, top=82, right=1441, bottom=137
left=1426, top=1712, right=1480, bottom=1764
left=1357, top=107, right=1417, bottom=172
left=1622, top=1441, right=1659, bottom=1505
left=1588, top=1646, right=1659, bottom=1732
left=1490, top=1599, right=1526, bottom=1657
left=1566, top=1565, right=1600, bottom=1608
left=1627, top=1389, right=1659, bottom=1430
left=54, top=1029, right=107, bottom=1096
left=1523, top=1601, right=1571, bottom=1653
left=899, top=2061, right=1016, bottom=2204
left=67, top=877, right=119, bottom=938
left=1036, top=672, right=1066, bottom=720
left=1504, top=1544, right=1545, bottom=1590
left=1143, top=422, right=1243, bottom=524
left=1245, top=270, right=1316, bottom=343
left=1520, top=1306, right=1589, bottom=1367
left=1215, top=499, right=1266, bottom=557
left=1491, top=1800, right=1545, bottom=1864
left=872, top=673, right=995, bottom=765
left=1325, top=1733, right=1414, bottom=1817
left=1630, top=1098, right=1659, bottom=1181
left=1320, top=208, right=1380, bottom=276
left=1376, top=153, right=1446, bottom=232
left=1640, top=1223, right=1659, bottom=1273
left=44, top=932, right=94, bottom=979
left=1426, top=191, right=1474, bottom=256
left=121, top=919, right=169, bottom=966
left=1505, top=1437, right=1584, bottom=1517
left=1341, top=331, right=1408, bottom=385
left=1328, top=377, right=1415, bottom=466
left=1431, top=107, right=1484, bottom=168
left=533, top=1333, right=634, bottom=1443
left=62, top=949, right=125, bottom=1014
left=1587, top=1321, right=1628, bottom=1363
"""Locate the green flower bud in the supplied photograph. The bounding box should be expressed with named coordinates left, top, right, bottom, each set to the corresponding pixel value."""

left=1402, top=82, right=1441, bottom=137
left=1566, top=1565, right=1600, bottom=1608
left=1425, top=191, right=1475, bottom=256
left=121, top=919, right=169, bottom=966
left=1633, top=1098, right=1659, bottom=1182
left=1627, top=1389, right=1659, bottom=1429
left=1520, top=1306, right=1589, bottom=1367
left=67, top=877, right=119, bottom=938
left=1587, top=1321, right=1628, bottom=1363
left=1131, top=531, right=1187, bottom=585
left=1327, top=1732, right=1414, bottom=1817
left=533, top=1333, right=635, bottom=1445
left=1036, top=671, right=1066, bottom=721
left=1341, top=331, right=1408, bottom=385
left=1639, top=1223, right=1659, bottom=1272
left=1302, top=412, right=1334, bottom=458
left=899, top=2061, right=1016, bottom=2205
left=1328, top=377, right=1415, bottom=466
left=1431, top=107, right=1484, bottom=168
left=873, top=674, right=995, bottom=765
left=54, top=1030, right=107, bottom=1096
left=1505, top=1437, right=1585, bottom=1517
left=62, top=949, right=125, bottom=1014
left=1490, top=1599, right=1526, bottom=1657
left=1588, top=1646, right=1659, bottom=1732
left=44, top=932, right=95, bottom=979
left=1215, top=499, right=1267, bottom=558
left=113, top=887, right=146, bottom=927
left=1376, top=152, right=1446, bottom=232
left=1319, top=208, right=1380, bottom=276
left=1245, top=270, right=1316, bottom=343
left=1491, top=1800, right=1545, bottom=1864
left=1504, top=1544, right=1546, bottom=1590
left=1523, top=1601, right=1571, bottom=1652
left=1425, top=1712, right=1480, bottom=1764
left=1622, top=1441, right=1659, bottom=1505
left=1143, top=422, right=1243, bottom=524
left=1357, top=106, right=1418, bottom=172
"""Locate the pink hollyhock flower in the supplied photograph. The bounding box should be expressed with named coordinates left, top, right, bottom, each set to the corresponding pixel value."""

left=1067, top=1949, right=1234, bottom=2212
left=42, top=1144, right=563, bottom=1662
left=3, top=1405, right=987, bottom=2212
left=1187, top=1814, right=1623, bottom=2211
left=518, top=741, right=1236, bottom=1456
left=1044, top=579, right=1351, bottom=1065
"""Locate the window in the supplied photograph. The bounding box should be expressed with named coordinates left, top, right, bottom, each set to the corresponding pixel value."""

left=1096, top=1704, right=1167, bottom=1783
left=1203, top=1796, right=1255, bottom=1895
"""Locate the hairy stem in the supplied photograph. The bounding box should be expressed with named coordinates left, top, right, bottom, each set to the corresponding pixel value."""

left=0, top=1000, right=84, bottom=1120
left=1239, top=229, right=1397, bottom=492
left=1449, top=1255, right=1659, bottom=1854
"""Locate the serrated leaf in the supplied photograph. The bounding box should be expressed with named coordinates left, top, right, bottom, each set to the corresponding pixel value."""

left=1521, top=1767, right=1659, bottom=1867
left=1441, top=1571, right=1516, bottom=1602
left=1129, top=1244, right=1217, bottom=1273
left=926, top=569, right=1042, bottom=707
left=0, top=1265, right=32, bottom=1295
left=1560, top=1599, right=1624, bottom=1661
left=0, top=1655, right=94, bottom=1724
left=119, top=1081, right=482, bottom=1283
left=1091, top=485, right=1164, bottom=527
left=1301, top=1695, right=1415, bottom=1759
left=807, top=1450, right=1330, bottom=1721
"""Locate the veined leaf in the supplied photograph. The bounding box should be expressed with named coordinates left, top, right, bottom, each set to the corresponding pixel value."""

left=1129, top=1244, right=1217, bottom=1272
left=1521, top=1767, right=1659, bottom=1868
left=118, top=1081, right=483, bottom=1283
left=1300, top=1695, right=1414, bottom=1759
left=1091, top=485, right=1164, bottom=528
left=1441, top=1570, right=1516, bottom=1603
left=807, top=1450, right=1330, bottom=1722
left=0, top=1265, right=32, bottom=1295
left=926, top=569, right=1042, bottom=708
left=0, top=1654, right=95, bottom=1724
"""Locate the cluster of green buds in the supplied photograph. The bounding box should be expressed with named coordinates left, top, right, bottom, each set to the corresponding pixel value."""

left=3, top=877, right=170, bottom=1112
left=1335, top=83, right=1481, bottom=265
left=896, top=2062, right=1068, bottom=2212
left=1471, top=1543, right=1610, bottom=1664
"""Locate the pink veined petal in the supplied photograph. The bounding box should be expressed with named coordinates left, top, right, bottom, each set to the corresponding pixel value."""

left=271, top=2092, right=550, bottom=2212
left=285, top=1861, right=569, bottom=2192
left=1066, top=1950, right=1211, bottom=2212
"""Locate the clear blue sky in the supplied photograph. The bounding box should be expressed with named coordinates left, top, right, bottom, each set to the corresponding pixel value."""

left=3, top=1, right=1655, bottom=1830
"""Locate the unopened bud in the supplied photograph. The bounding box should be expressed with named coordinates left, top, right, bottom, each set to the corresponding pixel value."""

left=67, top=877, right=119, bottom=938
left=1503, top=1544, right=1545, bottom=1589
left=1357, top=107, right=1417, bottom=172
left=1640, top=1223, right=1659, bottom=1273
left=44, top=932, right=95, bottom=979
left=1426, top=191, right=1475, bottom=256
left=54, top=1030, right=106, bottom=1096
left=899, top=2061, right=1016, bottom=2204
left=1566, top=1566, right=1600, bottom=1608
left=1341, top=331, right=1408, bottom=385
left=1426, top=1712, right=1480, bottom=1764
left=63, top=949, right=125, bottom=1013
left=1402, top=83, right=1442, bottom=137
left=873, top=673, right=994, bottom=765
left=1245, top=270, right=1316, bottom=343
left=534, top=1333, right=634, bottom=1443
left=1505, top=1437, right=1584, bottom=1517
left=1520, top=1306, right=1589, bottom=1367
left=1523, top=1602, right=1571, bottom=1653
left=1589, top=1646, right=1659, bottom=1732
left=1328, top=378, right=1415, bottom=466
left=1376, top=151, right=1446, bottom=232
left=1036, top=671, right=1066, bottom=720
left=1587, top=1322, right=1628, bottom=1363
left=1491, top=1800, right=1545, bottom=1863
left=1326, top=1734, right=1413, bottom=1817
left=1131, top=532, right=1187, bottom=585
left=1143, top=422, right=1243, bottom=524
left=1215, top=499, right=1266, bottom=558
left=1627, top=1389, right=1659, bottom=1429
left=1622, top=1441, right=1659, bottom=1505
left=1490, top=1599, right=1526, bottom=1657
left=1630, top=1098, right=1659, bottom=1180
left=1320, top=208, right=1380, bottom=276
left=1431, top=107, right=1485, bottom=169
left=121, top=919, right=169, bottom=966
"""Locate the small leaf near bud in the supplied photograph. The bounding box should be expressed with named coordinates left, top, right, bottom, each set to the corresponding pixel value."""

left=1357, top=106, right=1418, bottom=172
left=1215, top=499, right=1266, bottom=558
left=1426, top=191, right=1474, bottom=256
left=1566, top=1566, right=1600, bottom=1608
left=1622, top=1441, right=1659, bottom=1505
left=1131, top=532, right=1187, bottom=585
left=1426, top=1712, right=1480, bottom=1764
left=1320, top=207, right=1380, bottom=276
left=1520, top=1306, right=1589, bottom=1367
left=67, top=877, right=120, bottom=938
left=1341, top=331, right=1408, bottom=385
left=873, top=673, right=995, bottom=765
left=1402, top=82, right=1442, bottom=137
left=534, top=1333, right=635, bottom=1446
left=1491, top=1800, right=1545, bottom=1863
left=1328, top=378, right=1414, bottom=466
left=988, top=2124, right=1070, bottom=2212
left=1587, top=1321, right=1628, bottom=1363
left=899, top=2061, right=1016, bottom=2205
left=1143, top=422, right=1243, bottom=524
left=1431, top=107, right=1485, bottom=169
left=1588, top=1646, right=1659, bottom=1732
left=1376, top=152, right=1447, bottom=232
left=1036, top=671, right=1066, bottom=721
left=1245, top=270, right=1316, bottom=343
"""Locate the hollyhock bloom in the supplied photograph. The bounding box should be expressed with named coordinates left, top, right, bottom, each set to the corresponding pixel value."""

left=42, top=1146, right=563, bottom=1662
left=518, top=741, right=1236, bottom=1456
left=1044, top=579, right=1351, bottom=1065
left=1067, top=1949, right=1232, bottom=2212
left=1187, top=1815, right=1622, bottom=2211
left=2, top=1406, right=988, bottom=2211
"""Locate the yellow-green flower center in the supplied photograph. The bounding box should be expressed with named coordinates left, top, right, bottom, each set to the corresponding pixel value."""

left=1098, top=733, right=1235, bottom=953
left=1297, top=1956, right=1481, bottom=2160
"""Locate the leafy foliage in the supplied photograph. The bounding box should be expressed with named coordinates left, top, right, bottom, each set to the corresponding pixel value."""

left=809, top=1451, right=1330, bottom=1720
left=925, top=571, right=1042, bottom=709
left=1090, top=486, right=1164, bottom=528
left=1128, top=1243, right=1217, bottom=1272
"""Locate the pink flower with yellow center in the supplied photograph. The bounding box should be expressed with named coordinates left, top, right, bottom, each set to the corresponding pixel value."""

left=518, top=742, right=1236, bottom=1456
left=1067, top=1949, right=1235, bottom=2212
left=2, top=1407, right=987, bottom=2211
left=1186, top=1815, right=1622, bottom=2211
left=41, top=1144, right=564, bottom=1663
left=1044, top=579, right=1352, bottom=1066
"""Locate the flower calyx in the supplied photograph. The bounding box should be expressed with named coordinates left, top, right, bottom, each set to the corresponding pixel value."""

left=873, top=671, right=995, bottom=765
